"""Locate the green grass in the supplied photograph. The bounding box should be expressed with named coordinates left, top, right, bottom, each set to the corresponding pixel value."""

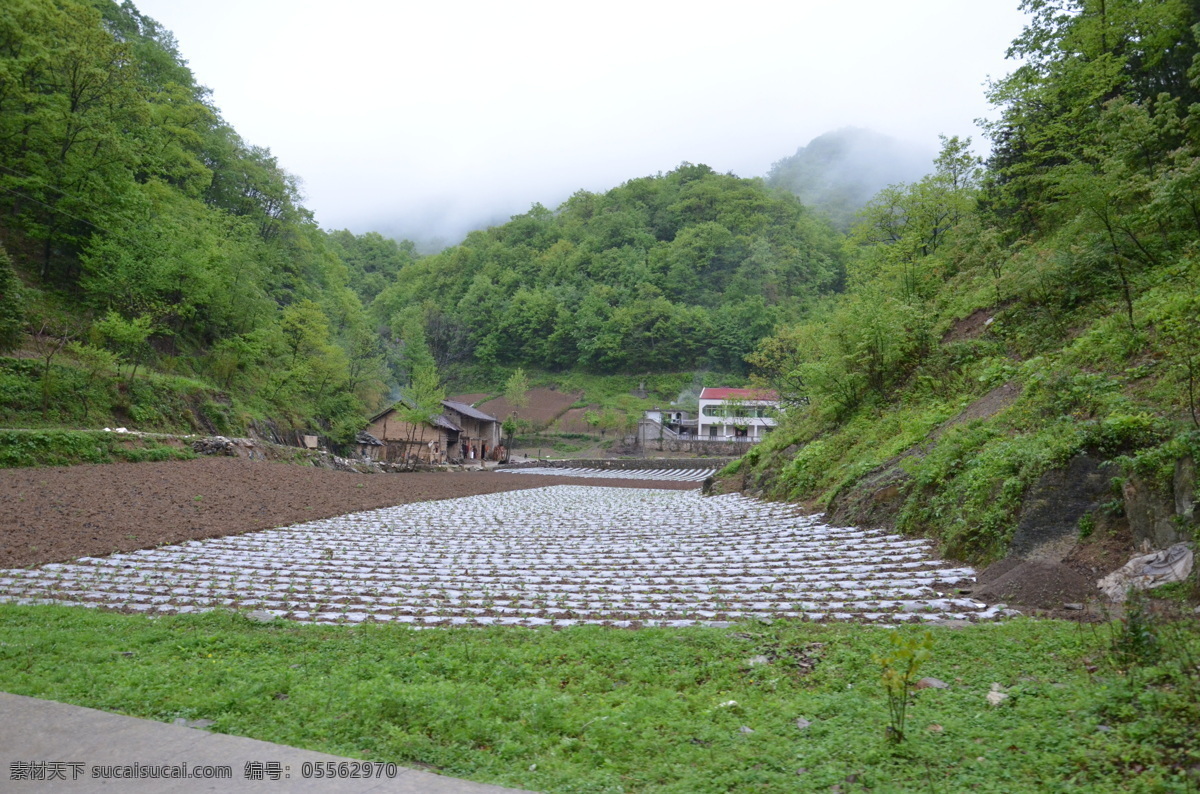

left=510, top=433, right=595, bottom=456
left=0, top=429, right=197, bottom=468
left=2, top=605, right=1198, bottom=792
left=0, top=355, right=249, bottom=436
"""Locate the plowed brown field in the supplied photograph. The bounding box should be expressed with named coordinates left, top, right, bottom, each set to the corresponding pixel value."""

left=0, top=459, right=694, bottom=568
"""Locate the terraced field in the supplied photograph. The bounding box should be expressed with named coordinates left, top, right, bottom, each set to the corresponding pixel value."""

left=0, top=486, right=1008, bottom=626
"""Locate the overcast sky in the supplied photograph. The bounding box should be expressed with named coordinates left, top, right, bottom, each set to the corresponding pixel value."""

left=132, top=0, right=1030, bottom=247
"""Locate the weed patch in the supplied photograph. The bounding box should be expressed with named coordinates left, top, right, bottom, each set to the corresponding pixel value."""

left=0, top=430, right=195, bottom=468
left=3, top=608, right=1198, bottom=792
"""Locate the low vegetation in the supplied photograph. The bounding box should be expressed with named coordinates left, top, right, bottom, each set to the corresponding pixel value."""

left=0, top=429, right=195, bottom=468
left=1, top=606, right=1198, bottom=792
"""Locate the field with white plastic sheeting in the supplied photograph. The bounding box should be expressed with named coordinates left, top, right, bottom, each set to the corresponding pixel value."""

left=498, top=466, right=717, bottom=482
left=0, top=486, right=1009, bottom=626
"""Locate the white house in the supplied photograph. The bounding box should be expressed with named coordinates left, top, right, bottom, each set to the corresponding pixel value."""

left=696, top=387, right=780, bottom=442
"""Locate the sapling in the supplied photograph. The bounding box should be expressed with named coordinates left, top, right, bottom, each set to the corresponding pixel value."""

left=874, top=629, right=935, bottom=743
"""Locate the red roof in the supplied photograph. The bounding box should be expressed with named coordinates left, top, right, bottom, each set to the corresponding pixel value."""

left=699, top=387, right=779, bottom=402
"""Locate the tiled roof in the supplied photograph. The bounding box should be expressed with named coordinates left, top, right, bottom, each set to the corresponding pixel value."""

left=369, top=403, right=461, bottom=432
left=698, top=387, right=779, bottom=402
left=433, top=414, right=461, bottom=432
left=442, top=400, right=498, bottom=423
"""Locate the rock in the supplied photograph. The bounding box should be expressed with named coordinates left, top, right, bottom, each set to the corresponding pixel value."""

left=746, top=655, right=770, bottom=667
left=191, top=436, right=236, bottom=456
left=915, top=677, right=949, bottom=690
left=1097, top=543, right=1195, bottom=601
left=1009, top=454, right=1117, bottom=562
left=1123, top=473, right=1186, bottom=549
left=739, top=726, right=755, bottom=734
left=986, top=683, right=1008, bottom=707
left=1063, top=603, right=1084, bottom=610
left=795, top=717, right=812, bottom=731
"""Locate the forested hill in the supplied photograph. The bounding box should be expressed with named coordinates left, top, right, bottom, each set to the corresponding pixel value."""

left=369, top=166, right=844, bottom=377
left=0, top=0, right=857, bottom=444
left=734, top=0, right=1200, bottom=564
left=765, top=128, right=933, bottom=231
left=0, top=0, right=420, bottom=440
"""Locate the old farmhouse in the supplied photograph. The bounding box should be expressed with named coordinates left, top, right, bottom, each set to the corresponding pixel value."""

left=366, top=400, right=501, bottom=464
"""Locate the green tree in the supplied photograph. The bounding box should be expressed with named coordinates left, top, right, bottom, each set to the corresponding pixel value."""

left=65, top=341, right=116, bottom=421
left=0, top=245, right=24, bottom=353
left=359, top=163, right=843, bottom=375
left=583, top=410, right=600, bottom=433
left=851, top=135, right=980, bottom=299
left=984, top=0, right=1200, bottom=233
left=0, top=0, right=145, bottom=281
left=27, top=309, right=76, bottom=418
left=500, top=367, right=528, bottom=445
left=92, top=311, right=154, bottom=386
left=505, top=368, right=530, bottom=413
left=279, top=300, right=331, bottom=367
left=398, top=361, right=445, bottom=469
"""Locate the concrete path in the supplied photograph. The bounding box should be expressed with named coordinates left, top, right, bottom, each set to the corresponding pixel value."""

left=0, top=692, right=534, bottom=793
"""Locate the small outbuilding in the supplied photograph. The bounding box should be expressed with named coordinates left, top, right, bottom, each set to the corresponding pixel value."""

left=355, top=430, right=385, bottom=460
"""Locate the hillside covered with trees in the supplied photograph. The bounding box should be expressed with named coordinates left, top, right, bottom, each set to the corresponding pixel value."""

left=0, top=0, right=418, bottom=440
left=0, top=0, right=860, bottom=442
left=735, top=0, right=1200, bottom=562
left=370, top=166, right=844, bottom=379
